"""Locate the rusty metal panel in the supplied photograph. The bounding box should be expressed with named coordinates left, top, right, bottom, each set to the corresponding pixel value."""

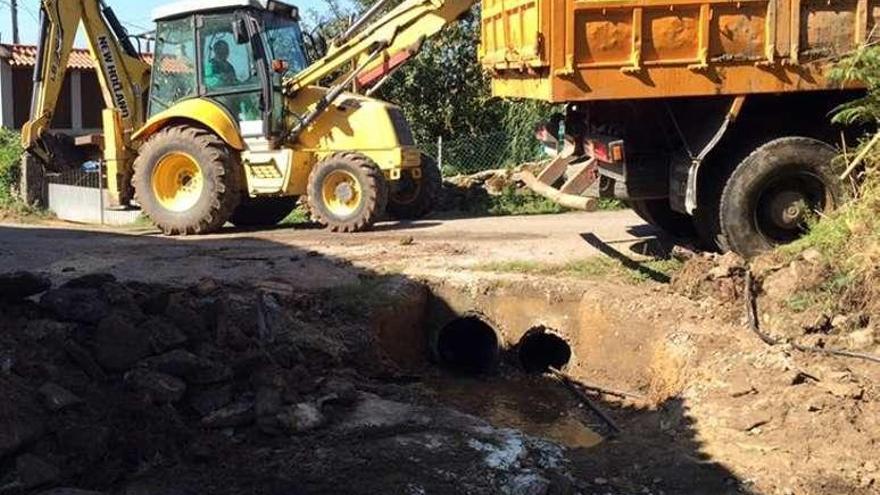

left=484, top=0, right=878, bottom=102
left=480, top=0, right=549, bottom=68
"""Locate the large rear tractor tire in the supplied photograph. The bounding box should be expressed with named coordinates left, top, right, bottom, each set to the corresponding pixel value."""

left=307, top=152, right=388, bottom=233
left=230, top=196, right=299, bottom=227
left=719, top=137, right=844, bottom=258
left=387, top=154, right=442, bottom=220
left=628, top=199, right=697, bottom=239
left=133, top=125, right=242, bottom=235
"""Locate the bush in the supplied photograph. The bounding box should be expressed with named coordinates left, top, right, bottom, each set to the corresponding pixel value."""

left=0, top=128, right=22, bottom=205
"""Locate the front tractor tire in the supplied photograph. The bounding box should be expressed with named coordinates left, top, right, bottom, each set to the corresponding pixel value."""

left=387, top=154, right=442, bottom=220
left=307, top=152, right=388, bottom=233
left=719, top=137, right=844, bottom=258
left=133, top=125, right=242, bottom=235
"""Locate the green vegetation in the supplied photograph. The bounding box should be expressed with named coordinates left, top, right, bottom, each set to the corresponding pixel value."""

left=480, top=187, right=567, bottom=216
left=476, top=256, right=683, bottom=284
left=311, top=2, right=559, bottom=176
left=0, top=128, right=22, bottom=206
left=280, top=204, right=312, bottom=226
left=0, top=129, right=52, bottom=222
left=770, top=46, right=880, bottom=316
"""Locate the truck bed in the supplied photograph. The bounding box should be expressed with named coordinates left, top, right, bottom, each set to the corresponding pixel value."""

left=480, top=0, right=875, bottom=101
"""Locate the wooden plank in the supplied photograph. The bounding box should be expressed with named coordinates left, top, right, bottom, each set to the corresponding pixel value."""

left=536, top=156, right=570, bottom=185
left=560, top=158, right=598, bottom=194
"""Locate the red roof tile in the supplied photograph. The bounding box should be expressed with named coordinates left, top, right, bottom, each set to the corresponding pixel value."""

left=0, top=43, right=153, bottom=70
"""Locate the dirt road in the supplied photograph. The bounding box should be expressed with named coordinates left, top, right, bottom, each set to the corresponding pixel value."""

left=0, top=210, right=656, bottom=286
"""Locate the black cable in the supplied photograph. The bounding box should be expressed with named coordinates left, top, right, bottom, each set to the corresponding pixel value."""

left=745, top=269, right=880, bottom=364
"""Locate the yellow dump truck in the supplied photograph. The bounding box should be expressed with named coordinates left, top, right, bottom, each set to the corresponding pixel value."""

left=481, top=0, right=870, bottom=257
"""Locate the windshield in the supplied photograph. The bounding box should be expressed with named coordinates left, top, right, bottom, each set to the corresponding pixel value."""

left=261, top=14, right=309, bottom=78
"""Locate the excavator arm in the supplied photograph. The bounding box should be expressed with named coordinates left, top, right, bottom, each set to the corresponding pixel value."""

left=22, top=0, right=150, bottom=203
left=282, top=0, right=477, bottom=138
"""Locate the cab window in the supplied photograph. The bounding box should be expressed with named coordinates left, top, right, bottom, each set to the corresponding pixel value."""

left=199, top=14, right=262, bottom=122
left=149, top=17, right=197, bottom=116
left=200, top=15, right=259, bottom=93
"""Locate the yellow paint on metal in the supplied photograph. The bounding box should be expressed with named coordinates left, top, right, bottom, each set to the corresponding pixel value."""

left=151, top=152, right=204, bottom=213
left=322, top=170, right=363, bottom=217
left=283, top=87, right=421, bottom=195
left=481, top=0, right=869, bottom=102
left=133, top=99, right=245, bottom=150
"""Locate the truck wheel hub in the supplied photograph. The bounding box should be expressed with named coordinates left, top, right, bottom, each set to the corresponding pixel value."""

left=322, top=170, right=362, bottom=217
left=768, top=190, right=807, bottom=229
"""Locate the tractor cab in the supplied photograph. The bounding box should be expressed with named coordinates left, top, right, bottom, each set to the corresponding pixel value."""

left=149, top=0, right=308, bottom=140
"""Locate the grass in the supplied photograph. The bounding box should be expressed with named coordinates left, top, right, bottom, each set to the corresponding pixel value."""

left=280, top=204, right=312, bottom=226
left=322, top=277, right=398, bottom=316
left=475, top=256, right=682, bottom=284
left=456, top=185, right=628, bottom=217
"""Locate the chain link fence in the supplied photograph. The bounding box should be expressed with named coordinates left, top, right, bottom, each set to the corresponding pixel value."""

left=45, top=163, right=141, bottom=226
left=421, top=131, right=546, bottom=176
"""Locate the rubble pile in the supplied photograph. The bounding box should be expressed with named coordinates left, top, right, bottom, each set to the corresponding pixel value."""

left=0, top=272, right=573, bottom=495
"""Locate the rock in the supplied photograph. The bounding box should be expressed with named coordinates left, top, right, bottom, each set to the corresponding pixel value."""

left=141, top=350, right=232, bottom=384
left=16, top=453, right=61, bottom=488
left=0, top=271, right=51, bottom=301
left=0, top=379, right=46, bottom=458
left=38, top=382, right=83, bottom=411
left=801, top=248, right=822, bottom=263
left=256, top=386, right=282, bottom=418
left=848, top=327, right=877, bottom=349
left=256, top=387, right=283, bottom=434
left=124, top=480, right=198, bottom=495
left=188, top=385, right=233, bottom=416
left=831, top=314, right=850, bottom=330
left=57, top=425, right=110, bottom=462
left=40, top=288, right=109, bottom=324
left=164, top=295, right=206, bottom=340
left=196, top=278, right=219, bottom=295
left=319, top=378, right=358, bottom=407
left=337, top=395, right=418, bottom=431
left=201, top=400, right=255, bottom=428
left=62, top=273, right=117, bottom=289
left=277, top=403, right=325, bottom=434
left=124, top=369, right=187, bottom=403
left=94, top=313, right=154, bottom=371
left=37, top=490, right=107, bottom=495
left=139, top=316, right=188, bottom=353
left=821, top=380, right=864, bottom=400
left=24, top=319, right=72, bottom=341
left=506, top=473, right=551, bottom=495
left=708, top=252, right=744, bottom=279
left=62, top=340, right=107, bottom=381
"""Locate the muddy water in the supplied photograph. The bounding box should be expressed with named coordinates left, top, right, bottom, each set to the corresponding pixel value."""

left=424, top=370, right=603, bottom=449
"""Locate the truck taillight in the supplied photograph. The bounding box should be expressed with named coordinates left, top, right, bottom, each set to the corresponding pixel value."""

left=586, top=138, right=625, bottom=164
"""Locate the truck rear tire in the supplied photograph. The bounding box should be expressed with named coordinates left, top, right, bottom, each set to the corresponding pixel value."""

left=133, top=125, right=242, bottom=235
left=230, top=196, right=299, bottom=227
left=307, top=152, right=388, bottom=233
left=387, top=154, right=442, bottom=220
left=628, top=199, right=697, bottom=239
left=719, top=137, right=844, bottom=258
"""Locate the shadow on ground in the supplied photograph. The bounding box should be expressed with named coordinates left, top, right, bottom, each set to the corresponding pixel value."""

left=0, top=223, right=744, bottom=494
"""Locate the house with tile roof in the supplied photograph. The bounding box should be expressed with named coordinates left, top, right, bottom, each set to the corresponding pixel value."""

left=0, top=44, right=153, bottom=134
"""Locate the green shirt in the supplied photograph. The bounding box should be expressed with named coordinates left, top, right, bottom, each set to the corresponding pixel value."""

left=205, top=58, right=237, bottom=89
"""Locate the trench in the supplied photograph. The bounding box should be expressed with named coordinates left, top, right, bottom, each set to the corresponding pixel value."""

left=421, top=314, right=602, bottom=449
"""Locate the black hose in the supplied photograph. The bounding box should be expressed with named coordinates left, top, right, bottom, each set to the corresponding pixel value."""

left=744, top=270, right=880, bottom=364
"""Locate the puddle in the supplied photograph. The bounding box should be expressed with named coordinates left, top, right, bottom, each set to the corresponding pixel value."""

left=424, top=370, right=604, bottom=449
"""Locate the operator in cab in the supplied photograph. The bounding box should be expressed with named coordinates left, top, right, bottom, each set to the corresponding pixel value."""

left=205, top=40, right=238, bottom=88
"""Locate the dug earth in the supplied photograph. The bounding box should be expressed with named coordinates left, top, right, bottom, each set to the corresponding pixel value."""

left=0, top=245, right=878, bottom=495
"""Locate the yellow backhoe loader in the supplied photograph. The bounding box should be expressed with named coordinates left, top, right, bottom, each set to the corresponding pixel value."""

left=22, top=0, right=476, bottom=234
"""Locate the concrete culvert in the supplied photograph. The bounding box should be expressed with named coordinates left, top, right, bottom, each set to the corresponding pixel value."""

left=518, top=328, right=572, bottom=374
left=436, top=316, right=500, bottom=374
